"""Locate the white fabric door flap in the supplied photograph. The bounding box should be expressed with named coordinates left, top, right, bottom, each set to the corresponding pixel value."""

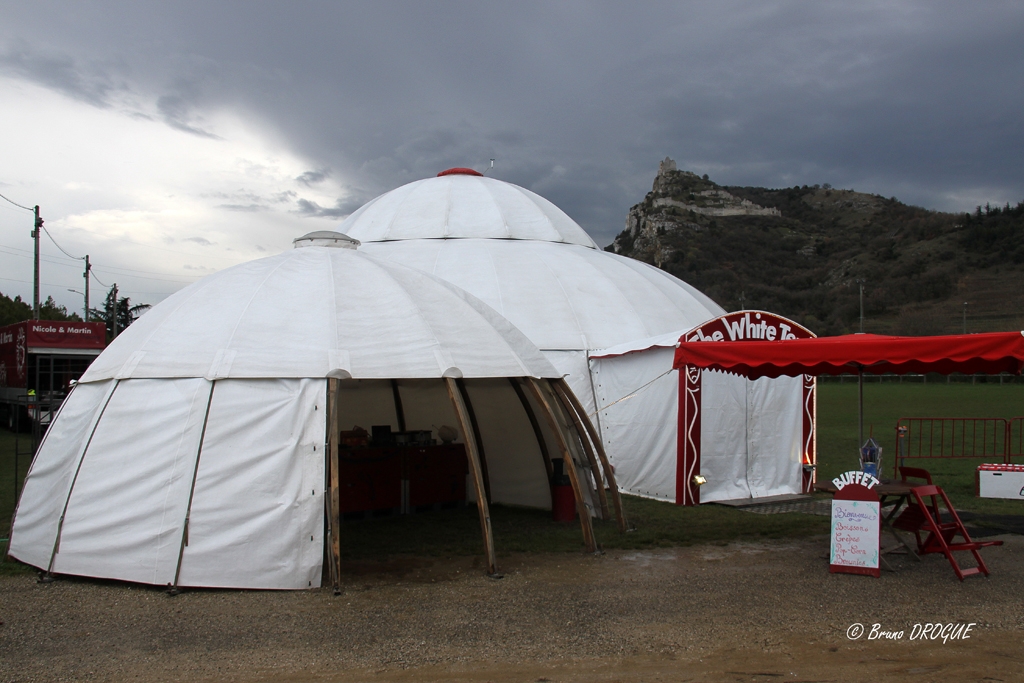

left=746, top=375, right=803, bottom=498
left=51, top=379, right=212, bottom=584
left=590, top=349, right=678, bottom=502
left=699, top=370, right=752, bottom=503
left=176, top=378, right=325, bottom=589
left=8, top=380, right=115, bottom=569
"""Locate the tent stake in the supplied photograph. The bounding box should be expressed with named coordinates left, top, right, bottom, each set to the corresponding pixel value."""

left=525, top=379, right=597, bottom=553
left=445, top=378, right=499, bottom=576
left=554, top=379, right=626, bottom=533
left=327, top=378, right=342, bottom=594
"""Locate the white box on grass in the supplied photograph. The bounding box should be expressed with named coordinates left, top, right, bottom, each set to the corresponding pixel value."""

left=977, top=464, right=1024, bottom=500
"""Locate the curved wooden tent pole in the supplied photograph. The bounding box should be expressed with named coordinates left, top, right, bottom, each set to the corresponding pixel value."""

left=445, top=377, right=499, bottom=576
left=509, top=378, right=554, bottom=483
left=525, top=378, right=597, bottom=553
left=327, top=378, right=342, bottom=594
left=551, top=384, right=609, bottom=519
left=553, top=379, right=626, bottom=532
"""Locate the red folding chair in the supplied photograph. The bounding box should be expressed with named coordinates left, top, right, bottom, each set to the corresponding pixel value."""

left=891, top=467, right=934, bottom=553
left=909, top=484, right=1003, bottom=581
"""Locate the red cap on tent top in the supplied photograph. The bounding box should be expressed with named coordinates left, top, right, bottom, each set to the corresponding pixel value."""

left=437, top=167, right=483, bottom=177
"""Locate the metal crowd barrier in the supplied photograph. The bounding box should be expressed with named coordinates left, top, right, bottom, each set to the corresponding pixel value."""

left=894, top=417, right=1020, bottom=476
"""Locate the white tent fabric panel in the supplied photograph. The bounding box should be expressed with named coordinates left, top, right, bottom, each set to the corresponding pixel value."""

left=542, top=350, right=597, bottom=422
left=463, top=379, right=551, bottom=510
left=50, top=378, right=212, bottom=584
left=338, top=174, right=599, bottom=248
left=590, top=348, right=679, bottom=502
left=745, top=375, right=803, bottom=498
left=80, top=247, right=560, bottom=383
left=359, top=239, right=725, bottom=352
left=700, top=371, right=754, bottom=503
left=176, top=379, right=325, bottom=589
left=8, top=380, right=115, bottom=569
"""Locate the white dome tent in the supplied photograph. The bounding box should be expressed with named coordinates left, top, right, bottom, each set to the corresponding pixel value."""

left=338, top=172, right=715, bottom=472
left=341, top=169, right=813, bottom=505
left=341, top=170, right=724, bottom=413
left=10, top=232, right=624, bottom=590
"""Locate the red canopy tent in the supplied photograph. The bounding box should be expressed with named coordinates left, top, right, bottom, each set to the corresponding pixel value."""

left=673, top=331, right=1024, bottom=485
left=673, top=331, right=1024, bottom=379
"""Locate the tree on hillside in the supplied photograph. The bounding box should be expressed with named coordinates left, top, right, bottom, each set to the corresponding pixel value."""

left=89, top=286, right=150, bottom=339
left=0, top=291, right=83, bottom=326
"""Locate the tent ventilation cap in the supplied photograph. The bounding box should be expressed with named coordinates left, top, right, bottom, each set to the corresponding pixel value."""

left=437, top=167, right=483, bottom=177
left=293, top=231, right=360, bottom=249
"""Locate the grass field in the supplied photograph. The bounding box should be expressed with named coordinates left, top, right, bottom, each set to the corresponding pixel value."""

left=2, top=382, right=1022, bottom=566
left=815, top=381, right=1024, bottom=514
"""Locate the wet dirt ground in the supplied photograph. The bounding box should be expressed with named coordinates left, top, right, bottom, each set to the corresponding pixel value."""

left=2, top=535, right=1022, bottom=682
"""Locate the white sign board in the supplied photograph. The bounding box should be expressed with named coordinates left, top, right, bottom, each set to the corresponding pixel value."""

left=830, top=499, right=881, bottom=570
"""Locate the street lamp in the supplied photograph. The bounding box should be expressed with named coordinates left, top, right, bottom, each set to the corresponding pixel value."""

left=68, top=289, right=88, bottom=321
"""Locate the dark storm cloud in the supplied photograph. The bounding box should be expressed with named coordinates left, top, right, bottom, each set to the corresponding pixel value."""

left=0, top=42, right=119, bottom=107
left=295, top=195, right=368, bottom=219
left=296, top=169, right=331, bottom=187
left=3, top=1, right=1023, bottom=244
left=157, top=94, right=221, bottom=139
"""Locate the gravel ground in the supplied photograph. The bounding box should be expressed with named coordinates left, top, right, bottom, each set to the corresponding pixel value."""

left=2, top=534, right=1022, bottom=682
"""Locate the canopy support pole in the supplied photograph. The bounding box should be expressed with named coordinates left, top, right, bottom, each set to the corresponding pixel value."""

left=554, top=378, right=626, bottom=533
left=327, top=378, right=342, bottom=595
left=525, top=378, right=597, bottom=553
left=445, top=377, right=499, bottom=576
left=858, top=367, right=864, bottom=449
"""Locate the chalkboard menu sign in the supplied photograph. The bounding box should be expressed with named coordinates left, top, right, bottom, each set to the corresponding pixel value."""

left=829, top=471, right=881, bottom=578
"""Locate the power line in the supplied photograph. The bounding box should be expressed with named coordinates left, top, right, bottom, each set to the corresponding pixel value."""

left=0, top=242, right=81, bottom=263
left=0, top=247, right=85, bottom=268
left=41, top=224, right=85, bottom=260
left=92, top=267, right=195, bottom=284
left=0, top=242, right=200, bottom=280
left=0, top=191, right=33, bottom=212
left=90, top=270, right=110, bottom=288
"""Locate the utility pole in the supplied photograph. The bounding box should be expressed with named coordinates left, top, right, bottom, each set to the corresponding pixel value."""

left=84, top=256, right=91, bottom=321
left=32, top=205, right=42, bottom=320
left=111, top=283, right=119, bottom=338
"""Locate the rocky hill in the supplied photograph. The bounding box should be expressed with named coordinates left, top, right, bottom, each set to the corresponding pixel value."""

left=609, top=158, right=1024, bottom=336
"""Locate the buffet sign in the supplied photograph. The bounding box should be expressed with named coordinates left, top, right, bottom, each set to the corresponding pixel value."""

left=829, top=471, right=881, bottom=578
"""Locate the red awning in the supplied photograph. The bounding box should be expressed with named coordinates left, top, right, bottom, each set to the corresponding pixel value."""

left=673, top=331, right=1024, bottom=379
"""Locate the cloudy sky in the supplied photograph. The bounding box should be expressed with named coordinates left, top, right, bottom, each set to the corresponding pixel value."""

left=2, top=1, right=1022, bottom=314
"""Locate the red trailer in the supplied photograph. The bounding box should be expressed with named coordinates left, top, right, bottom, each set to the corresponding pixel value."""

left=0, top=319, right=107, bottom=429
